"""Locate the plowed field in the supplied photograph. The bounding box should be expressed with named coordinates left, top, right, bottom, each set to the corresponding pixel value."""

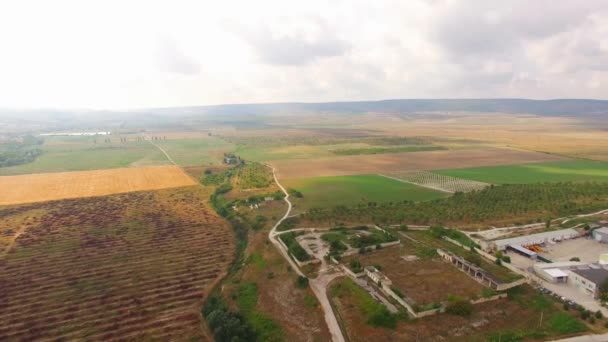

left=270, top=147, right=566, bottom=179
left=0, top=165, right=196, bottom=205
left=0, top=186, right=234, bottom=341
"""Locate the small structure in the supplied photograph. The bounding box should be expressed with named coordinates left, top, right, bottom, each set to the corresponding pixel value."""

left=592, top=227, right=608, bottom=243
left=492, top=228, right=579, bottom=251
left=600, top=253, right=608, bottom=265
left=364, top=266, right=392, bottom=286
left=570, top=266, right=608, bottom=298
left=543, top=268, right=569, bottom=283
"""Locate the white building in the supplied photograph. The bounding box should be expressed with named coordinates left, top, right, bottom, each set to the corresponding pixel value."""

left=569, top=265, right=608, bottom=298
left=492, top=228, right=579, bottom=251
left=534, top=261, right=583, bottom=283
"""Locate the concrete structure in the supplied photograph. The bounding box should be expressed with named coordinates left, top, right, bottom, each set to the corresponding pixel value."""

left=592, top=227, right=608, bottom=243
left=364, top=266, right=392, bottom=286
left=507, top=244, right=537, bottom=259
left=569, top=265, right=608, bottom=298
left=543, top=268, right=569, bottom=283
left=492, top=228, right=579, bottom=251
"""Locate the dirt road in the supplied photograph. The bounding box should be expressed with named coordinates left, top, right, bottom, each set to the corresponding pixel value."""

left=267, top=165, right=345, bottom=342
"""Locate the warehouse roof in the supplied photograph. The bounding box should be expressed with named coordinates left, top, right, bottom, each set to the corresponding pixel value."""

left=493, top=228, right=579, bottom=248
left=508, top=244, right=537, bottom=257
left=572, top=267, right=608, bottom=286
left=545, top=268, right=568, bottom=278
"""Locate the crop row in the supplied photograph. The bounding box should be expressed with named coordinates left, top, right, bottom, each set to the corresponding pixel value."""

left=0, top=186, right=234, bottom=341
left=387, top=170, right=489, bottom=193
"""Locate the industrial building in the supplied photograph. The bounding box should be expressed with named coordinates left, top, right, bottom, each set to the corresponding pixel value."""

left=570, top=265, right=608, bottom=298
left=533, top=261, right=583, bottom=283
left=593, top=227, right=608, bottom=243
left=491, top=228, right=579, bottom=251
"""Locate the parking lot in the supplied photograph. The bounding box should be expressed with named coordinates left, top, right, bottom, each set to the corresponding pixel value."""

left=539, top=237, right=608, bottom=263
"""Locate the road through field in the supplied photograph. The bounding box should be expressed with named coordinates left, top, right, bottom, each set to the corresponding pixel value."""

left=144, top=134, right=177, bottom=165
left=268, top=165, right=346, bottom=342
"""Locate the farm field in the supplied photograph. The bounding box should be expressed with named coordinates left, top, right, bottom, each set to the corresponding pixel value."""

left=282, top=174, right=447, bottom=214
left=0, top=186, right=234, bottom=341
left=0, top=165, right=196, bottom=206
left=235, top=143, right=444, bottom=162
left=271, top=147, right=566, bottom=179
left=153, top=136, right=234, bottom=166
left=0, top=136, right=170, bottom=175
left=383, top=171, right=489, bottom=193
left=329, top=279, right=590, bottom=342
left=437, top=160, right=608, bottom=184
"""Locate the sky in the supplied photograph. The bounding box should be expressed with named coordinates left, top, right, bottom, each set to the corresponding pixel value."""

left=0, top=0, right=607, bottom=109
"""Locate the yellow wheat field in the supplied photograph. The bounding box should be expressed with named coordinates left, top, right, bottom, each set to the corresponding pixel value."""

left=0, top=165, right=196, bottom=206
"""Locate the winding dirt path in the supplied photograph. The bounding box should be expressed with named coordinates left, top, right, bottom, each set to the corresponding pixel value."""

left=267, top=165, right=345, bottom=342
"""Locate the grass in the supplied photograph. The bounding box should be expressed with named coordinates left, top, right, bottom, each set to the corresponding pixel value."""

left=437, top=160, right=608, bottom=184
left=154, top=137, right=234, bottom=166
left=235, top=282, right=284, bottom=342
left=0, top=136, right=169, bottom=175
left=330, top=277, right=399, bottom=328
left=283, top=174, right=448, bottom=213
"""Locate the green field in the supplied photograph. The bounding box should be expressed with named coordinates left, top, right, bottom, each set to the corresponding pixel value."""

left=282, top=174, right=447, bottom=213
left=0, top=135, right=236, bottom=175
left=436, top=160, right=608, bottom=184
left=0, top=136, right=169, bottom=175
left=154, top=137, right=234, bottom=166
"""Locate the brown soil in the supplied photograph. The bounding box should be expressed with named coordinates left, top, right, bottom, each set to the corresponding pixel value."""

left=270, top=147, right=566, bottom=179
left=0, top=186, right=233, bottom=341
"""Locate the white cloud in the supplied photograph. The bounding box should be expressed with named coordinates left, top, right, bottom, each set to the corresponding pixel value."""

left=0, top=0, right=607, bottom=109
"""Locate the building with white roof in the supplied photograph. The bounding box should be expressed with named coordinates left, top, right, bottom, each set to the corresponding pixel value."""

left=491, top=228, right=579, bottom=251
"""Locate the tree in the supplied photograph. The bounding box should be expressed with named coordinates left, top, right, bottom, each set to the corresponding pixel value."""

left=570, top=257, right=581, bottom=262
left=600, top=278, right=608, bottom=301
left=296, top=276, right=309, bottom=289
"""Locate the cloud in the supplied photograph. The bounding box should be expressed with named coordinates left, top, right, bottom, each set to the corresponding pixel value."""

left=234, top=17, right=350, bottom=66
left=155, top=37, right=200, bottom=75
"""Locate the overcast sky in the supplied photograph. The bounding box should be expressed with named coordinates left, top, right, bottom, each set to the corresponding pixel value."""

left=0, top=0, right=607, bottom=109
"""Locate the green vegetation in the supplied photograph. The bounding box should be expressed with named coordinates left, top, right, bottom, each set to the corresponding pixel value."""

left=154, top=137, right=234, bottom=166
left=429, top=226, right=479, bottom=248
left=437, top=160, right=608, bottom=184
left=235, top=282, right=284, bottom=342
left=295, top=276, right=309, bottom=289
left=348, top=229, right=397, bottom=248
left=332, top=145, right=445, bottom=155
left=203, top=294, right=257, bottom=342
left=284, top=174, right=447, bottom=213
left=303, top=182, right=608, bottom=227
left=278, top=232, right=310, bottom=261
left=445, top=297, right=473, bottom=316
left=0, top=136, right=169, bottom=175
left=0, top=135, right=43, bottom=167
left=287, top=188, right=303, bottom=198
left=330, top=278, right=399, bottom=328
left=493, top=287, right=589, bottom=340
left=202, top=162, right=272, bottom=189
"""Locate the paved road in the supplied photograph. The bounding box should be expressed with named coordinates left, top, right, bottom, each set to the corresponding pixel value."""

left=267, top=165, right=345, bottom=342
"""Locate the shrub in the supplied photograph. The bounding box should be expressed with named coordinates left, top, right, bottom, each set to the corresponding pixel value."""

left=596, top=310, right=603, bottom=319
left=296, top=276, right=309, bottom=289
left=570, top=257, right=581, bottom=262
left=502, top=256, right=511, bottom=263
left=445, top=298, right=473, bottom=316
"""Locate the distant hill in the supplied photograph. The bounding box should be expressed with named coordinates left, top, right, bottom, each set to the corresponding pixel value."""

left=148, top=98, right=608, bottom=118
